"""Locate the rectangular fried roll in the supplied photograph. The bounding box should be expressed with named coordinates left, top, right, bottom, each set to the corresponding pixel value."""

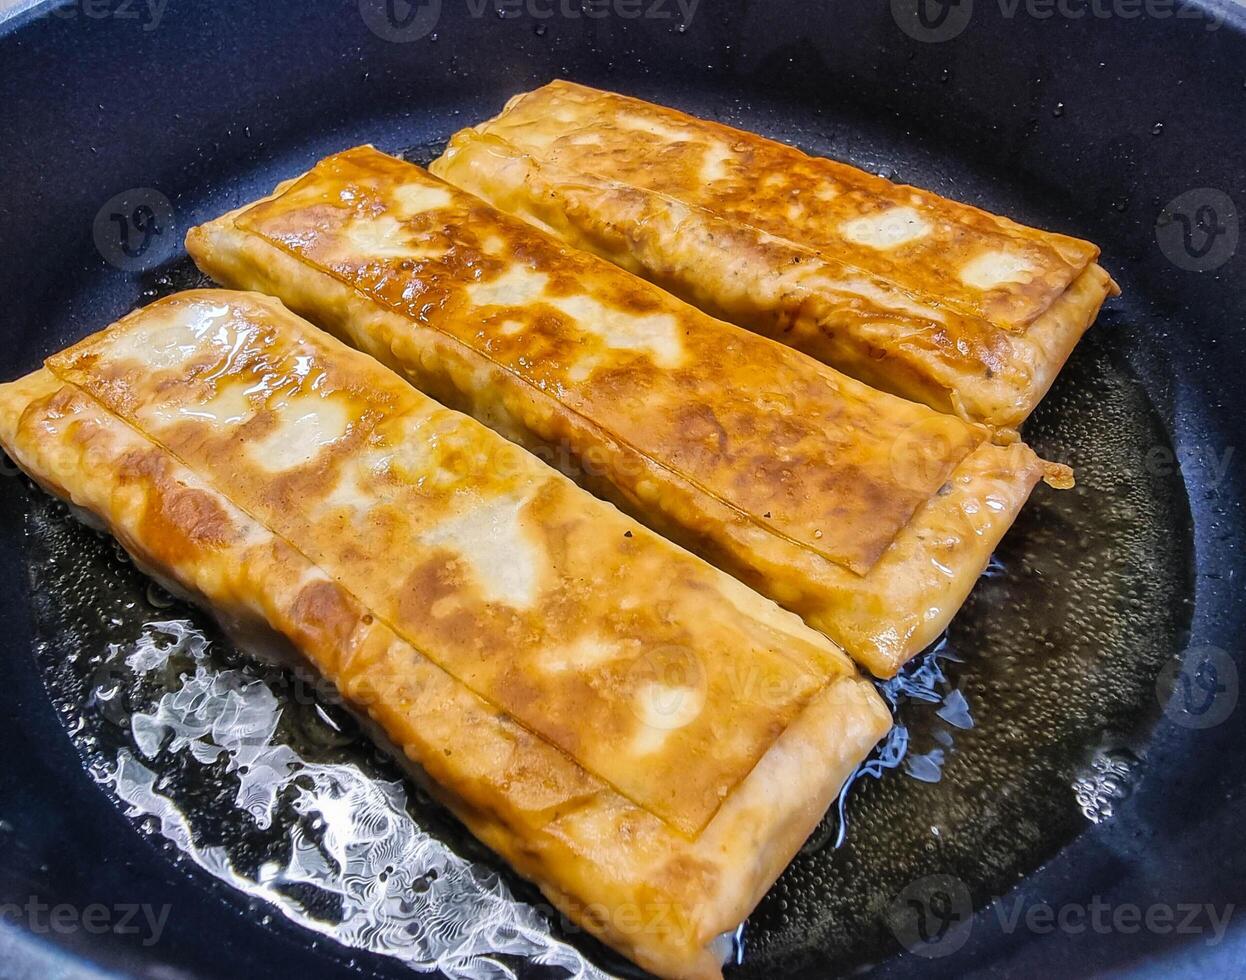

left=188, top=146, right=1070, bottom=677
left=430, top=80, right=1119, bottom=429
left=0, top=290, right=890, bottom=980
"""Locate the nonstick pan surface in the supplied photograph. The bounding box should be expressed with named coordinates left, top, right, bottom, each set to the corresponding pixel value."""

left=0, top=2, right=1243, bottom=978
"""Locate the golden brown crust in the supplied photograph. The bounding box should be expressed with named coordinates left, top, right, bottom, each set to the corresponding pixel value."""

left=431, top=81, right=1119, bottom=427
left=226, top=147, right=980, bottom=575
left=47, top=290, right=855, bottom=836
left=188, top=148, right=1060, bottom=675
left=0, top=294, right=891, bottom=980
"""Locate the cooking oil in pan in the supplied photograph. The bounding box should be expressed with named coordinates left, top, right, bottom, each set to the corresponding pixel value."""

left=13, top=294, right=1193, bottom=978
left=21, top=493, right=615, bottom=980
left=741, top=312, right=1195, bottom=974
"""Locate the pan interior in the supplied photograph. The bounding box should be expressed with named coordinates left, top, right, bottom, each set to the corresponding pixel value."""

left=9, top=109, right=1194, bottom=979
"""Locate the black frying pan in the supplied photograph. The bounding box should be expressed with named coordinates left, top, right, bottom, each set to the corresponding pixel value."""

left=0, top=1, right=1243, bottom=978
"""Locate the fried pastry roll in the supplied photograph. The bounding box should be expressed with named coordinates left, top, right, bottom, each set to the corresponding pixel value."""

left=431, top=80, right=1118, bottom=428
left=0, top=290, right=891, bottom=980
